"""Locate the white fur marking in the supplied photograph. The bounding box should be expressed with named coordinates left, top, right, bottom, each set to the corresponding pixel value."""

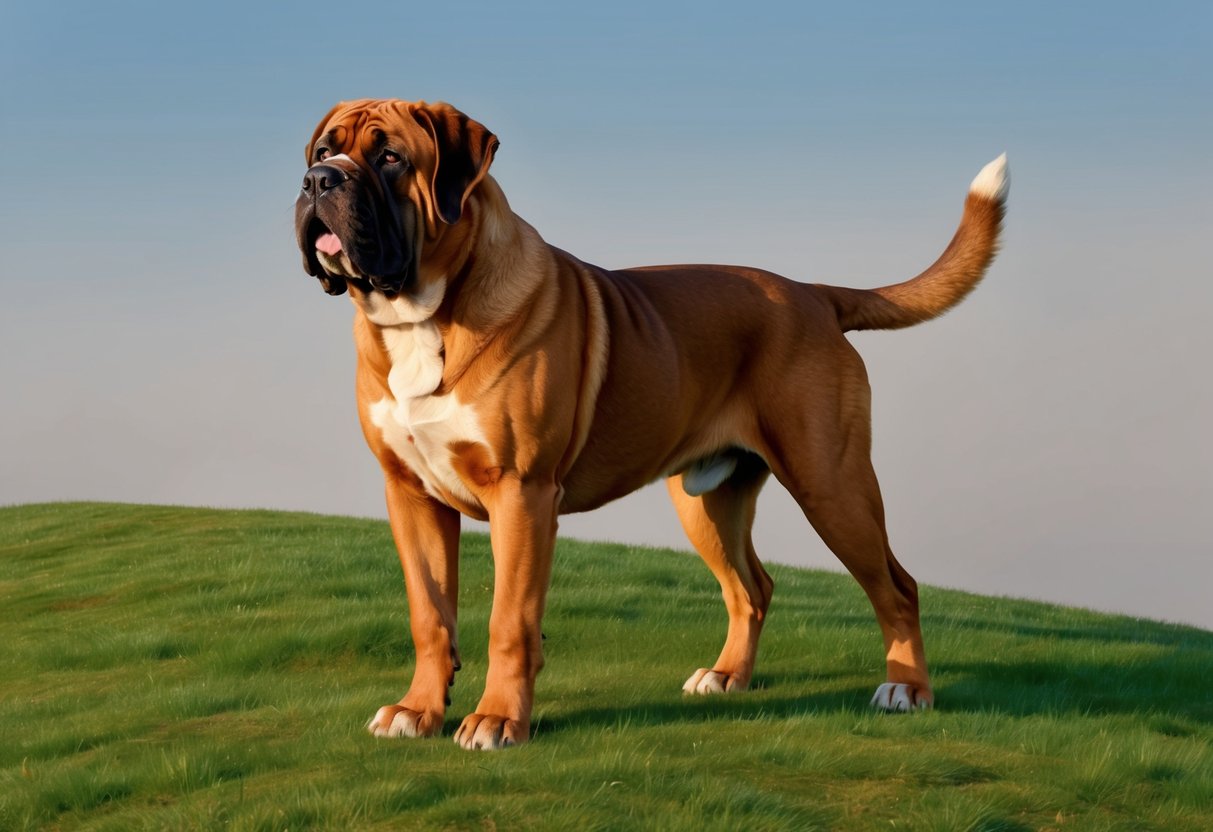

left=369, top=320, right=490, bottom=507
left=683, top=668, right=740, bottom=694
left=870, top=682, right=930, bottom=712
left=355, top=280, right=447, bottom=326
left=968, top=152, right=1009, bottom=202
left=383, top=323, right=444, bottom=401
left=388, top=711, right=423, bottom=738
left=369, top=705, right=395, bottom=737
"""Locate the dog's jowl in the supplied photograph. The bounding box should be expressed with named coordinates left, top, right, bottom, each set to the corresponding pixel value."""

left=294, top=98, right=1008, bottom=750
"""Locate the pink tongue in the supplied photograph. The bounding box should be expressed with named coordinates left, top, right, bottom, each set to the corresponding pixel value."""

left=315, top=233, right=342, bottom=256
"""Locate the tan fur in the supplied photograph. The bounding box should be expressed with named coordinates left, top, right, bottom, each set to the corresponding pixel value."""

left=300, top=100, right=1006, bottom=748
left=826, top=194, right=1004, bottom=330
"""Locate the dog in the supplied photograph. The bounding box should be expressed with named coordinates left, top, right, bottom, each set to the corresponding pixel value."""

left=293, top=99, right=1007, bottom=750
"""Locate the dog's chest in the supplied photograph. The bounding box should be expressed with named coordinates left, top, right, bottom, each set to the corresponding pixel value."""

left=368, top=322, right=489, bottom=509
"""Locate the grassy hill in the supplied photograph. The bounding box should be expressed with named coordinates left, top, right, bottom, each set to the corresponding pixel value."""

left=1, top=503, right=1210, bottom=830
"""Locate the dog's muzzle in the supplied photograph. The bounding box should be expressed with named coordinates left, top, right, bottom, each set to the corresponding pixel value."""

left=296, top=164, right=353, bottom=296
left=295, top=161, right=412, bottom=297
left=301, top=163, right=349, bottom=197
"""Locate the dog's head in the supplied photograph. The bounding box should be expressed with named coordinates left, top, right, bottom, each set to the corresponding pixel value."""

left=294, top=99, right=498, bottom=313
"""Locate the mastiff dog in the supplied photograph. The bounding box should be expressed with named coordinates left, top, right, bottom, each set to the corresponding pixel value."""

left=293, top=98, right=1007, bottom=749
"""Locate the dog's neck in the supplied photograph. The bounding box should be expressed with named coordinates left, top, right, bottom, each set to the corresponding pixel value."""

left=435, top=176, right=558, bottom=393
left=354, top=175, right=557, bottom=397
left=432, top=176, right=550, bottom=330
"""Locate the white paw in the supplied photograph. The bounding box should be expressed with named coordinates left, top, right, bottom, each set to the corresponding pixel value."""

left=453, top=713, right=526, bottom=750
left=682, top=668, right=745, bottom=695
left=870, top=683, right=931, bottom=712
left=366, top=705, right=438, bottom=738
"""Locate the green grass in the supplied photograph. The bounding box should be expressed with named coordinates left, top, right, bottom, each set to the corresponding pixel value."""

left=1, top=502, right=1210, bottom=831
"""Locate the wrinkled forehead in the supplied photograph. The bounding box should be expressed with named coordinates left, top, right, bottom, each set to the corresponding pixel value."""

left=308, top=99, right=432, bottom=162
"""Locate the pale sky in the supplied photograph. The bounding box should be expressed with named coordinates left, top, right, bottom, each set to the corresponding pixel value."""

left=2, top=2, right=1210, bottom=628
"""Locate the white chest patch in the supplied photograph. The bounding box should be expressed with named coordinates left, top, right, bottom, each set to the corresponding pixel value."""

left=369, top=320, right=490, bottom=508
left=357, top=280, right=447, bottom=327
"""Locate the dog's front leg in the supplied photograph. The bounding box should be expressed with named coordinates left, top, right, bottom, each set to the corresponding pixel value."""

left=367, top=475, right=462, bottom=739
left=454, top=476, right=558, bottom=750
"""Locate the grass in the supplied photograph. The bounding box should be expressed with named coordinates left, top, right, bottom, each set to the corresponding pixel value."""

left=1, top=502, right=1210, bottom=831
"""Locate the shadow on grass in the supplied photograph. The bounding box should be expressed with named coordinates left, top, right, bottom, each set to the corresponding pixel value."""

left=531, top=651, right=1213, bottom=739
left=533, top=686, right=874, bottom=737
left=938, top=657, right=1213, bottom=721
left=812, top=611, right=1212, bottom=650
left=936, top=617, right=1213, bottom=650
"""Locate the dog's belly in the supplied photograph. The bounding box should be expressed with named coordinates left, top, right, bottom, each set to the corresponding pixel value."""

left=560, top=411, right=757, bottom=513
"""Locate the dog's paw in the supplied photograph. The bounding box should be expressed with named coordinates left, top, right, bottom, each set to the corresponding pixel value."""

left=366, top=704, right=443, bottom=738
left=453, top=712, right=528, bottom=750
left=870, top=683, right=932, bottom=712
left=682, top=668, right=747, bottom=695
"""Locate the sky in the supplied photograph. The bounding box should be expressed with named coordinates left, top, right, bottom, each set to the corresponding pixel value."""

left=1, top=2, right=1210, bottom=628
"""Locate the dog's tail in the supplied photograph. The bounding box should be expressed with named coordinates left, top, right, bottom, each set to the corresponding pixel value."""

left=826, top=154, right=1008, bottom=332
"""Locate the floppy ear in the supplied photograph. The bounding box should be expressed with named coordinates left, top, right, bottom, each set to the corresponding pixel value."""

left=412, top=103, right=499, bottom=225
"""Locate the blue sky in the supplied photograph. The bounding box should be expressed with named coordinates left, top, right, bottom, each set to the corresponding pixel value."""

left=2, top=2, right=1210, bottom=627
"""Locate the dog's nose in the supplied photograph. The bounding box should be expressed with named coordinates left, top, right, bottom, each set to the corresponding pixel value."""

left=301, top=164, right=348, bottom=195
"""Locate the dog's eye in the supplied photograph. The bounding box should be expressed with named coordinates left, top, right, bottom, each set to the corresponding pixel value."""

left=380, top=150, right=403, bottom=166
left=316, top=147, right=331, bottom=162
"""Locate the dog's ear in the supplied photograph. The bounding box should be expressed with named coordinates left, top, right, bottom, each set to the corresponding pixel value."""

left=412, top=103, right=499, bottom=225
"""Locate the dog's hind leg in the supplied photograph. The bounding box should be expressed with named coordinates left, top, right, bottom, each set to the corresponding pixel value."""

left=791, top=469, right=932, bottom=710
left=667, top=456, right=773, bottom=694
left=765, top=344, right=933, bottom=711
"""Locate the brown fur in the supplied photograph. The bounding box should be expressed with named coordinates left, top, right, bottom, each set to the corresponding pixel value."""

left=296, top=100, right=1006, bottom=749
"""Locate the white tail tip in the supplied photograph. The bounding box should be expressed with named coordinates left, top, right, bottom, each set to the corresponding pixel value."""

left=968, top=152, right=1009, bottom=202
